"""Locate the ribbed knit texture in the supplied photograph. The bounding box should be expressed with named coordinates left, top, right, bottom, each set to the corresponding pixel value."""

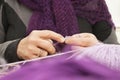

left=76, top=44, right=120, bottom=71
left=18, top=0, right=113, bottom=36
left=1, top=45, right=120, bottom=80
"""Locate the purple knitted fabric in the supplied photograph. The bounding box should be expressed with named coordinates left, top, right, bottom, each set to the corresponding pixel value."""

left=18, top=0, right=113, bottom=36
left=1, top=49, right=120, bottom=80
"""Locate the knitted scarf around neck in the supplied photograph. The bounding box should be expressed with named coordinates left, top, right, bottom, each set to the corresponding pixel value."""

left=18, top=0, right=113, bottom=36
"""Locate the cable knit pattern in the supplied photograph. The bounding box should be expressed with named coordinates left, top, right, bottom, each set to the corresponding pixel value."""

left=18, top=0, right=113, bottom=36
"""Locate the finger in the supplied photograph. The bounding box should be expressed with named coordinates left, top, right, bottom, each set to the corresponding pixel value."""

left=20, top=47, right=41, bottom=60
left=47, top=39, right=53, bottom=44
left=36, top=39, right=56, bottom=54
left=28, top=46, right=48, bottom=57
left=65, top=37, right=83, bottom=46
left=67, top=37, right=99, bottom=47
left=72, top=33, right=97, bottom=39
left=65, top=37, right=91, bottom=46
left=21, top=53, right=39, bottom=60
left=35, top=30, right=65, bottom=43
left=39, top=49, right=48, bottom=57
left=28, top=55, right=39, bottom=59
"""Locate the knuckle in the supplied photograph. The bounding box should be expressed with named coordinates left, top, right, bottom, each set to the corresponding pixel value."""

left=45, top=32, right=52, bottom=37
left=28, top=36, right=37, bottom=43
left=49, top=47, right=55, bottom=53
left=44, top=42, right=55, bottom=53
left=22, top=53, right=30, bottom=60
left=27, top=46, right=34, bottom=52
left=42, top=40, right=52, bottom=46
left=43, top=30, right=55, bottom=37
left=29, top=30, right=38, bottom=37
left=42, top=51, right=48, bottom=56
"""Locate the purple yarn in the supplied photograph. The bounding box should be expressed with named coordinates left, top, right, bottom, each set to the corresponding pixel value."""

left=1, top=51, right=120, bottom=80
left=1, top=44, right=120, bottom=80
left=18, top=0, right=113, bottom=36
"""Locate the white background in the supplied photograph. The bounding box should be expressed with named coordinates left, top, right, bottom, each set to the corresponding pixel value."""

left=106, top=0, right=120, bottom=27
left=106, top=0, right=120, bottom=42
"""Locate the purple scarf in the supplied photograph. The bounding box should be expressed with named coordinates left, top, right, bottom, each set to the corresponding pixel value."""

left=18, top=0, right=113, bottom=36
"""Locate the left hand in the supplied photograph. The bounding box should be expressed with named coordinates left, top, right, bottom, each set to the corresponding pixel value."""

left=65, top=33, right=99, bottom=47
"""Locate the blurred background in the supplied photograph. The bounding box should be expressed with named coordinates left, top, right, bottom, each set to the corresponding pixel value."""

left=106, top=0, right=120, bottom=43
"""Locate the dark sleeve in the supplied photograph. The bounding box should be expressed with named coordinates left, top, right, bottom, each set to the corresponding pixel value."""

left=77, top=17, right=92, bottom=33
left=77, top=17, right=114, bottom=43
left=92, top=21, right=112, bottom=41
left=1, top=2, right=26, bottom=63
left=0, top=0, right=4, bottom=6
left=4, top=39, right=23, bottom=63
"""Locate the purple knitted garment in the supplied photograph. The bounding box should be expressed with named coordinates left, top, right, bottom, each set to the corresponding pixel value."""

left=1, top=46, right=120, bottom=80
left=18, top=0, right=113, bottom=36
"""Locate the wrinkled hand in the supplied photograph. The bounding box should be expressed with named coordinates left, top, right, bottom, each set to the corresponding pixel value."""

left=65, top=33, right=99, bottom=47
left=17, top=30, right=65, bottom=60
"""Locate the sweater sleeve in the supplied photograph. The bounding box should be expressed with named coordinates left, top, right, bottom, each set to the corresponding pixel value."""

left=92, top=21, right=119, bottom=44
left=4, top=39, right=23, bottom=63
left=0, top=3, right=24, bottom=63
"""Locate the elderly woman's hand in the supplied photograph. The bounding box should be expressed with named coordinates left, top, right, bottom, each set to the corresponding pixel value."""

left=17, top=30, right=65, bottom=60
left=65, top=33, right=99, bottom=47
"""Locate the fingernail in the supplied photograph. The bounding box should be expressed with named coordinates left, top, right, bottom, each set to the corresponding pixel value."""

left=60, top=37, right=65, bottom=43
left=64, top=36, right=71, bottom=43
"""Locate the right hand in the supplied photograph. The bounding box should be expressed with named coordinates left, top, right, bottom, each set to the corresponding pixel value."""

left=17, top=30, right=65, bottom=60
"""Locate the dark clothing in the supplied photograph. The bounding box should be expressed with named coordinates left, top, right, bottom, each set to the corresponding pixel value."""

left=0, top=0, right=4, bottom=6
